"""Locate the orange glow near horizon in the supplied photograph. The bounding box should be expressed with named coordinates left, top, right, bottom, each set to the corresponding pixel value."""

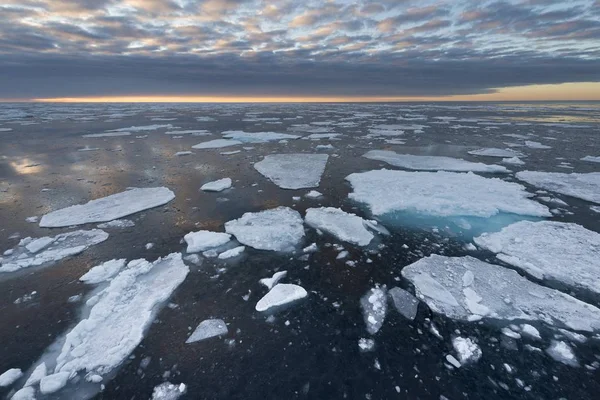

left=20, top=82, right=600, bottom=103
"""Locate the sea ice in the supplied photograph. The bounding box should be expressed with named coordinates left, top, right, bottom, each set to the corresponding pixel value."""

left=186, top=319, right=228, bottom=343
left=468, top=148, right=522, bottom=158
left=225, top=207, right=304, bottom=252
left=80, top=259, right=127, bottom=284
left=83, top=132, right=131, bottom=138
left=183, top=230, right=231, bottom=253
left=546, top=341, right=579, bottom=367
left=191, top=139, right=242, bottom=149
left=174, top=151, right=193, bottom=156
left=401, top=255, right=600, bottom=332
left=97, top=219, right=135, bottom=229
left=346, top=170, right=550, bottom=217
left=201, top=178, right=232, bottom=192
left=24, top=362, right=46, bottom=387
left=39, top=372, right=70, bottom=394
left=40, top=187, right=175, bottom=227
left=305, top=190, right=323, bottom=199
left=0, top=230, right=109, bottom=273
left=452, top=337, right=482, bottom=365
left=222, top=130, right=300, bottom=143
left=516, top=171, right=600, bottom=204
left=259, top=271, right=288, bottom=290
left=388, top=287, right=419, bottom=320
left=255, top=283, right=308, bottom=312
left=502, top=156, right=525, bottom=165
left=254, top=154, right=328, bottom=189
left=166, top=130, right=209, bottom=135
left=0, top=368, right=22, bottom=387
left=151, top=382, right=187, bottom=400
left=581, top=156, right=600, bottom=163
left=525, top=141, right=551, bottom=149
left=474, top=221, right=600, bottom=294
left=106, top=124, right=173, bottom=132
left=361, top=286, right=387, bottom=335
left=10, top=387, right=35, bottom=400
left=305, top=207, right=375, bottom=246
left=218, top=246, right=245, bottom=259
left=363, top=150, right=508, bottom=173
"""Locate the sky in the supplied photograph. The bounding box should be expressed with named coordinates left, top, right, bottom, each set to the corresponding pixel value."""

left=0, top=0, right=599, bottom=102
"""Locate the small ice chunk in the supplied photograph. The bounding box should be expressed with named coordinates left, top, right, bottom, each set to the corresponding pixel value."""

left=388, top=287, right=419, bottom=320
left=218, top=246, right=245, bottom=259
left=186, top=319, right=228, bottom=343
left=174, top=151, right=193, bottom=156
left=40, top=372, right=70, bottom=394
left=80, top=259, right=127, bottom=284
left=468, top=148, right=522, bottom=158
left=361, top=286, right=387, bottom=334
left=303, top=243, right=317, bottom=253
left=305, top=190, right=323, bottom=199
left=10, top=386, right=35, bottom=400
left=259, top=271, right=288, bottom=289
left=151, top=382, right=187, bottom=400
left=445, top=354, right=461, bottom=368
left=254, top=154, right=328, bottom=189
left=581, top=155, right=600, bottom=163
left=305, top=207, right=375, bottom=246
left=525, top=141, right=551, bottom=149
left=255, top=284, right=308, bottom=312
left=546, top=340, right=579, bottom=367
left=0, top=368, right=22, bottom=387
left=25, top=236, right=55, bottom=253
left=222, top=130, right=300, bottom=143
left=145, top=242, right=154, bottom=250
left=502, top=157, right=525, bottom=165
left=225, top=207, right=304, bottom=252
left=516, top=171, right=600, bottom=204
left=358, top=338, right=375, bottom=352
left=201, top=178, right=232, bottom=192
left=192, top=139, right=242, bottom=149
left=452, top=337, right=482, bottom=365
left=24, top=362, right=46, bottom=387
left=520, top=324, right=541, bottom=340
left=25, top=216, right=38, bottom=223
left=97, top=219, right=135, bottom=229
left=183, top=230, right=231, bottom=253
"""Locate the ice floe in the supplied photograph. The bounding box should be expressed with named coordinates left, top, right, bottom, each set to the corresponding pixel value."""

left=516, top=171, right=600, bottom=204
left=502, top=156, right=525, bottom=165
left=10, top=386, right=35, bottom=400
left=23, top=363, right=46, bottom=388
left=474, top=221, right=600, bottom=294
left=201, top=178, right=232, bottom=192
left=525, top=141, right=551, bottom=149
left=0, top=230, right=109, bottom=273
left=305, top=190, right=323, bottom=199
left=254, top=154, right=328, bottom=189
left=259, top=271, right=288, bottom=290
left=151, top=382, right=187, bottom=399
left=192, top=139, right=242, bottom=149
left=225, top=207, right=304, bottom=252
left=186, top=319, right=228, bottom=343
left=468, top=148, right=522, bottom=158
left=305, top=207, right=375, bottom=246
left=546, top=341, right=579, bottom=367
left=184, top=230, right=231, bottom=253
left=581, top=155, right=600, bottom=163
left=80, top=259, right=127, bottom=284
left=222, top=130, right=300, bottom=143
left=39, top=372, right=70, bottom=394
left=255, top=283, right=308, bottom=312
left=174, top=151, right=193, bottom=156
left=452, top=337, right=482, bottom=365
left=218, top=246, right=245, bottom=259
left=97, top=219, right=135, bottom=229
left=361, top=286, right=387, bottom=335
left=363, top=150, right=508, bottom=173
left=388, top=287, right=419, bottom=320
left=0, top=368, right=22, bottom=387
left=83, top=132, right=131, bottom=138
left=40, top=187, right=175, bottom=227
left=401, top=255, right=600, bottom=332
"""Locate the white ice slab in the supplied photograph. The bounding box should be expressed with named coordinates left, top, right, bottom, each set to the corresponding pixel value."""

left=363, top=150, right=508, bottom=173
left=0, top=368, right=22, bottom=387
left=259, top=271, right=287, bottom=290
left=516, top=171, right=600, bottom=204
left=346, top=169, right=550, bottom=217
left=225, top=207, right=304, bottom=252
left=255, top=283, right=307, bottom=312
left=502, top=157, right=525, bottom=165
left=546, top=340, right=579, bottom=367
left=468, top=148, right=522, bottom=158
left=305, top=207, right=375, bottom=246
left=0, top=230, right=109, bottom=273
left=254, top=154, right=328, bottom=189
left=401, top=255, right=600, bottom=332
left=201, top=178, right=232, bottom=192
left=186, top=319, right=228, bottom=343
left=388, top=287, right=419, bottom=320
left=107, top=124, right=173, bottom=132
left=192, top=139, right=242, bottom=149
left=151, top=382, right=187, bottom=400
left=452, top=337, right=482, bottom=365
left=474, top=221, right=600, bottom=294
left=39, top=372, right=70, bottom=394
left=80, top=259, right=127, bottom=284
left=361, top=286, right=387, bottom=334
left=183, top=230, right=231, bottom=253
left=97, top=219, right=135, bottom=229
left=581, top=156, right=600, bottom=163
left=83, top=132, right=131, bottom=138
left=525, top=141, right=551, bottom=149
left=218, top=246, right=245, bottom=259
left=40, top=187, right=175, bottom=228
left=222, top=130, right=300, bottom=143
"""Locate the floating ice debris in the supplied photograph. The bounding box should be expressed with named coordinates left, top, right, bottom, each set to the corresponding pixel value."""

left=592, top=206, right=600, bottom=213
left=401, top=255, right=600, bottom=332
left=151, top=382, right=187, bottom=400
left=0, top=368, right=22, bottom=387
left=0, top=230, right=109, bottom=273
left=10, top=386, right=35, bottom=400
left=388, top=287, right=419, bottom=320
left=520, top=324, right=541, bottom=340
left=259, top=271, right=288, bottom=290
left=77, top=145, right=100, bottom=152
left=452, top=337, right=482, bottom=365
left=222, top=130, right=300, bottom=143
left=192, top=139, right=242, bottom=149
left=97, top=219, right=135, bottom=229
left=468, top=148, right=522, bottom=158
left=40, top=187, right=175, bottom=228
left=218, top=246, right=245, bottom=259
left=307, top=133, right=341, bottom=140
left=183, top=230, right=231, bottom=253
left=581, top=156, right=600, bottom=163
left=305, top=207, right=375, bottom=246
left=174, top=151, right=193, bottom=156
left=80, top=259, right=127, bottom=284
left=361, top=286, right=387, bottom=335
left=166, top=130, right=209, bottom=135
left=0, top=127, right=13, bottom=132
left=445, top=355, right=461, bottom=368
left=516, top=171, right=600, bottom=204
left=225, top=207, right=304, bottom=252
left=201, top=178, right=232, bottom=192
left=109, top=124, right=174, bottom=132
left=186, top=319, right=228, bottom=343
left=363, top=150, right=508, bottom=173
left=145, top=243, right=154, bottom=250
left=303, top=243, right=317, bottom=253
left=83, top=132, right=131, bottom=138
left=39, top=372, right=70, bottom=394
left=254, top=154, right=328, bottom=189
left=255, top=283, right=308, bottom=312
left=220, top=150, right=241, bottom=155
left=25, top=216, right=38, bottom=223
left=315, top=144, right=334, bottom=150
left=525, top=141, right=551, bottom=149
left=346, top=170, right=550, bottom=217
left=502, top=156, right=525, bottom=165
left=546, top=341, right=579, bottom=367
left=305, top=190, right=323, bottom=199
left=474, top=221, right=600, bottom=294
left=358, top=338, right=375, bottom=352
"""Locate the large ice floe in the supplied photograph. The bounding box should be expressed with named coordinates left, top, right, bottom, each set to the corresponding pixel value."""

left=255, top=283, right=308, bottom=312
left=20, top=253, right=189, bottom=397
left=39, top=187, right=175, bottom=228
left=474, top=221, right=600, bottom=295
left=468, top=148, right=522, bottom=158
left=401, top=255, right=600, bottom=332
left=221, top=130, right=300, bottom=143
left=254, top=154, right=328, bottom=189
left=0, top=230, right=109, bottom=273
left=363, top=150, right=509, bottom=173
left=305, top=207, right=376, bottom=246
left=225, top=207, right=304, bottom=252
left=516, top=171, right=600, bottom=204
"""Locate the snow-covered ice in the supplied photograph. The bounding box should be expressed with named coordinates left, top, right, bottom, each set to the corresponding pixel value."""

left=525, top=141, right=551, bottom=149
left=546, top=341, right=579, bottom=367
left=255, top=284, right=308, bottom=312
left=452, top=337, right=482, bottom=365
left=305, top=207, right=375, bottom=246
left=23, top=362, right=46, bottom=388
left=183, top=230, right=231, bottom=253
left=363, top=150, right=508, bottom=173
left=502, top=156, right=525, bottom=165
left=259, top=271, right=288, bottom=290
left=516, top=171, right=600, bottom=204
left=151, top=382, right=187, bottom=400
left=186, top=319, right=228, bottom=343
left=401, top=255, right=600, bottom=332
left=468, top=148, right=522, bottom=158
left=254, top=154, right=328, bottom=189
left=174, top=151, right=193, bottom=156
left=360, top=286, right=387, bottom=335
left=0, top=368, right=22, bottom=387
left=474, top=221, right=600, bottom=294
left=80, top=259, right=127, bottom=284
left=40, top=187, right=175, bottom=227
left=0, top=230, right=109, bottom=273
left=10, top=387, right=35, bottom=400
left=39, top=372, right=70, bottom=394
left=225, top=207, right=304, bottom=252
left=97, top=219, right=135, bottom=229
left=192, top=139, right=242, bottom=149
left=388, top=287, right=419, bottom=320
left=581, top=155, right=600, bottom=163
left=201, top=178, right=232, bottom=192
left=222, top=130, right=300, bottom=143
left=218, top=246, right=245, bottom=259
left=305, top=190, right=323, bottom=199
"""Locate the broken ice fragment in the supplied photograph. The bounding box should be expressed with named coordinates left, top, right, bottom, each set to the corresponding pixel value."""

left=192, top=139, right=241, bottom=149
left=452, top=337, right=482, bottom=365
left=217, top=246, right=245, bottom=259
left=151, top=382, right=187, bottom=400
left=305, top=207, right=375, bottom=246
left=468, top=148, right=522, bottom=158
left=361, top=286, right=387, bottom=335
left=516, top=171, right=600, bottom=204
left=546, top=340, right=579, bottom=367
left=255, top=284, right=308, bottom=312
left=388, top=287, right=419, bottom=320
left=254, top=154, right=328, bottom=189
left=40, top=372, right=70, bottom=394
left=259, top=271, right=288, bottom=290
left=201, top=178, right=232, bottom=192
left=183, top=230, right=231, bottom=253
left=0, top=368, right=22, bottom=387
left=80, top=259, right=127, bottom=284
left=186, top=319, right=228, bottom=343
